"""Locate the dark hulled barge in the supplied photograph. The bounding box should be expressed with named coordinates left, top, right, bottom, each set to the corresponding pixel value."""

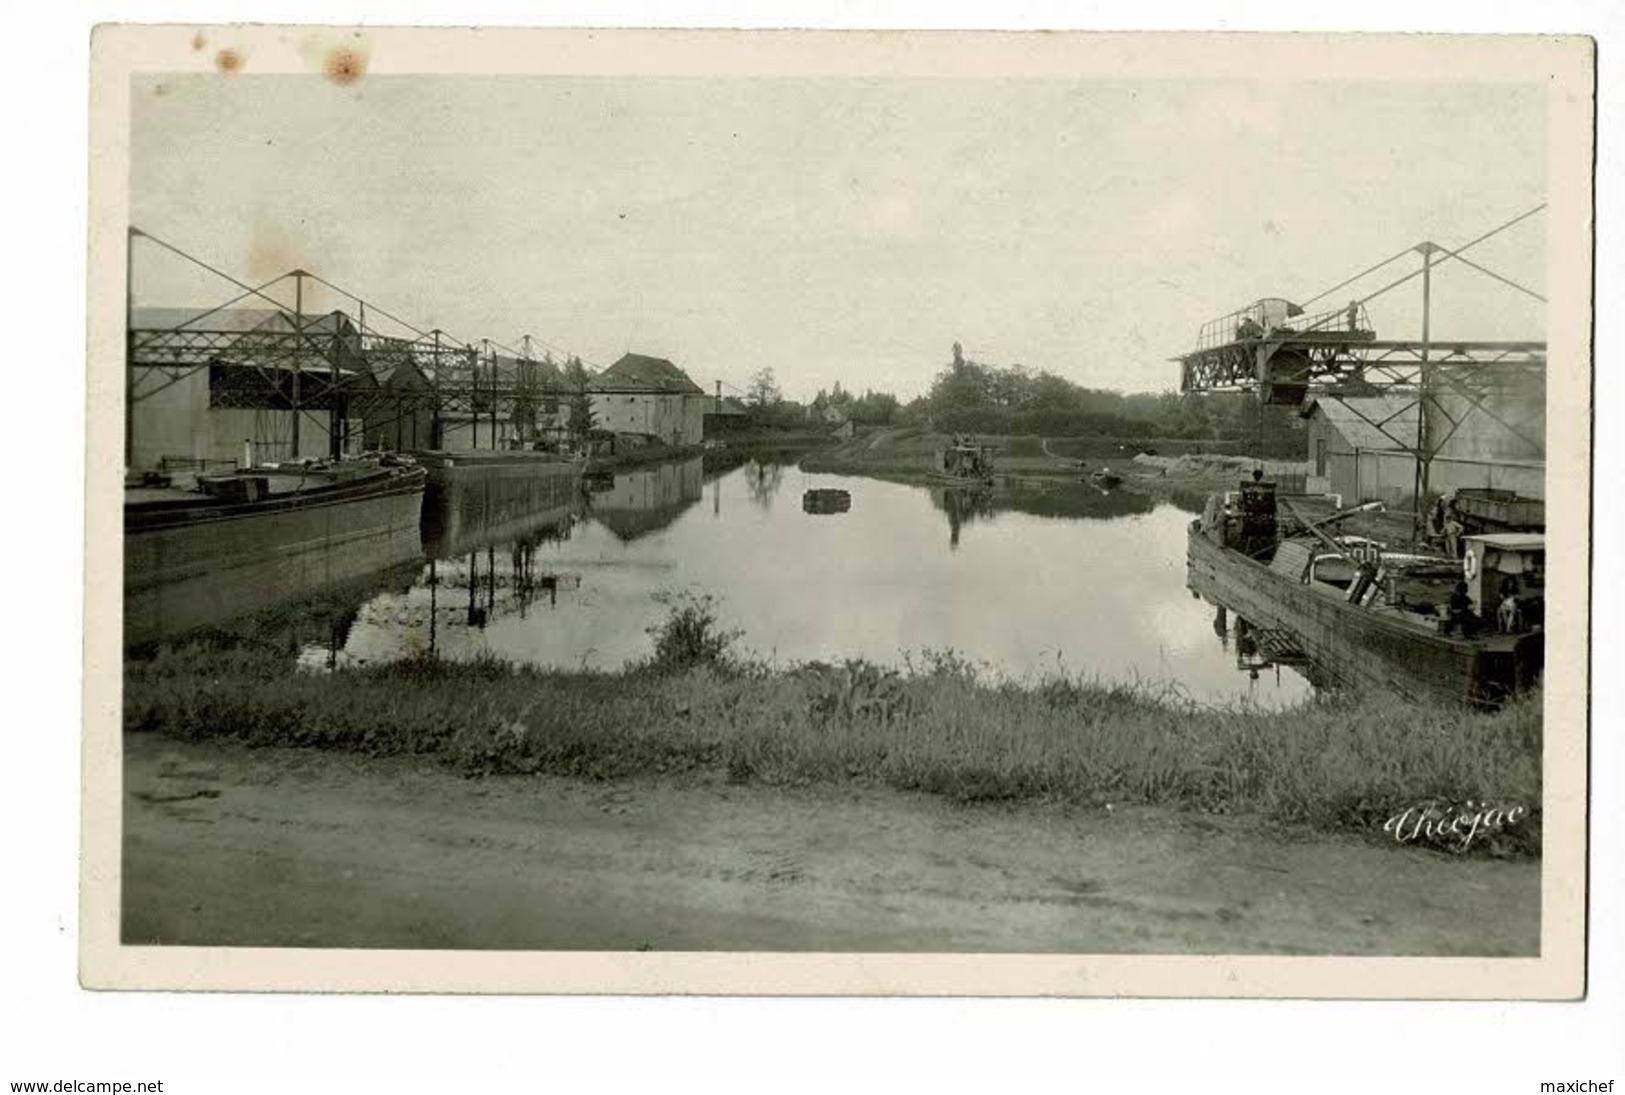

left=1186, top=478, right=1543, bottom=706
left=125, top=457, right=428, bottom=645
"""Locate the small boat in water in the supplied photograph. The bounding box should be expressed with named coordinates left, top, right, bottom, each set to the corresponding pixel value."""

left=1089, top=468, right=1124, bottom=489
left=1187, top=477, right=1543, bottom=706
left=802, top=488, right=852, bottom=514
left=931, top=436, right=996, bottom=484
left=125, top=456, right=428, bottom=645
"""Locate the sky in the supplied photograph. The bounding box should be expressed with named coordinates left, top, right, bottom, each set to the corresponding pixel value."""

left=130, top=74, right=1548, bottom=401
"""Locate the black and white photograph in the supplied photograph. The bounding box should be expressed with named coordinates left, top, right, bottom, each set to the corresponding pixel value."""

left=79, top=26, right=1592, bottom=997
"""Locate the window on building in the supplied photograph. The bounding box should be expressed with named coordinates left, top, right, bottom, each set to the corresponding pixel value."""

left=1315, top=438, right=1328, bottom=477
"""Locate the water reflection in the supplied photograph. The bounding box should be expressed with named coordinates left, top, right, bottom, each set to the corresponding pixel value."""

left=581, top=457, right=705, bottom=541
left=935, top=486, right=995, bottom=550
left=296, top=477, right=585, bottom=668
left=745, top=460, right=788, bottom=511
left=1205, top=603, right=1333, bottom=697
left=931, top=479, right=1154, bottom=550
left=145, top=457, right=1314, bottom=707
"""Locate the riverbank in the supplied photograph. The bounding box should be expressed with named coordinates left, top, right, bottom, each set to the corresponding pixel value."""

left=122, top=731, right=1539, bottom=953
left=799, top=429, right=1308, bottom=507
left=583, top=432, right=837, bottom=474
left=124, top=641, right=1541, bottom=857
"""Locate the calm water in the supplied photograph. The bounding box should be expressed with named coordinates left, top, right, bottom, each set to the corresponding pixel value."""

left=262, top=455, right=1312, bottom=707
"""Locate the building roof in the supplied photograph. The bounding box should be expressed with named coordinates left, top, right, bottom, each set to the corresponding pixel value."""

left=589, top=352, right=703, bottom=395
left=1300, top=395, right=1420, bottom=451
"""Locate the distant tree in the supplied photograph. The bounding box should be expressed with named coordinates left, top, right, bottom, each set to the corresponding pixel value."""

left=849, top=388, right=900, bottom=426
left=747, top=367, right=782, bottom=412
left=564, top=355, right=596, bottom=438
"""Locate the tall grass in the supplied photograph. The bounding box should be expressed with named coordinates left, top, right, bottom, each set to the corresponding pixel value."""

left=124, top=627, right=1542, bottom=855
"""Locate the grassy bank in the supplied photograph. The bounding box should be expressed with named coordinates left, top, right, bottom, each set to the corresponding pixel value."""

left=125, top=625, right=1541, bottom=857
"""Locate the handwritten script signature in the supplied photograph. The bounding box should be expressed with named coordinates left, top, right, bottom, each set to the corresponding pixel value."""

left=1383, top=801, right=1528, bottom=852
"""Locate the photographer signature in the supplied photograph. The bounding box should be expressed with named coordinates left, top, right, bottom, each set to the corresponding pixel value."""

left=1383, top=801, right=1528, bottom=852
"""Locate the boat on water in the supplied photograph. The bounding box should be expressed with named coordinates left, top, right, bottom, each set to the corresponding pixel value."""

left=125, top=456, right=428, bottom=645
left=1088, top=468, right=1124, bottom=489
left=931, top=436, right=996, bottom=484
left=1186, top=477, right=1544, bottom=707
left=802, top=488, right=852, bottom=515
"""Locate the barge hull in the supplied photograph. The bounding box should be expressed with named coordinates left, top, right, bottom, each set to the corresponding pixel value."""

left=125, top=476, right=425, bottom=646
left=1186, top=522, right=1538, bottom=706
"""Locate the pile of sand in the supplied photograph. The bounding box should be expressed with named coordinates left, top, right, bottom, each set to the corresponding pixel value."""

left=1131, top=453, right=1307, bottom=478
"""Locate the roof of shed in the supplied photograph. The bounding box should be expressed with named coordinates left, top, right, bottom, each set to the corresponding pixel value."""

left=1301, top=395, right=1420, bottom=451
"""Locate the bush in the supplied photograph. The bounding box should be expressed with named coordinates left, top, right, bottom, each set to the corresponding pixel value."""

left=645, top=590, right=744, bottom=673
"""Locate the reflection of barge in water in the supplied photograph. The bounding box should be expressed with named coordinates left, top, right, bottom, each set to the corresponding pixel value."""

left=1186, top=478, right=1543, bottom=706
left=124, top=459, right=428, bottom=645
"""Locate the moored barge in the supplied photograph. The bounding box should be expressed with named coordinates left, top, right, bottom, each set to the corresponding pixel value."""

left=1187, top=478, right=1543, bottom=706
left=125, top=458, right=428, bottom=645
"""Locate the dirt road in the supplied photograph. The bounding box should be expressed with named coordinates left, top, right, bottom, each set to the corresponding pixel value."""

left=122, top=734, right=1538, bottom=954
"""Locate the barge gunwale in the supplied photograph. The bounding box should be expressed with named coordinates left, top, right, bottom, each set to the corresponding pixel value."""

left=125, top=466, right=428, bottom=533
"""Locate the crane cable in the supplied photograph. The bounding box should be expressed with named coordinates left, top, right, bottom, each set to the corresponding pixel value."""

left=1300, top=203, right=1548, bottom=321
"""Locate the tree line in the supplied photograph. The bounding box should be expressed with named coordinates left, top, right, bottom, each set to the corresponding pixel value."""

left=742, top=342, right=1302, bottom=454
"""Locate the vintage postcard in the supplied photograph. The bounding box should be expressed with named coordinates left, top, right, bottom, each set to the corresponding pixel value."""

left=82, top=26, right=1593, bottom=996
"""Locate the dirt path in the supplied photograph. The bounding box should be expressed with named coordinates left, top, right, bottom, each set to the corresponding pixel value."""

left=122, top=734, right=1538, bottom=954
